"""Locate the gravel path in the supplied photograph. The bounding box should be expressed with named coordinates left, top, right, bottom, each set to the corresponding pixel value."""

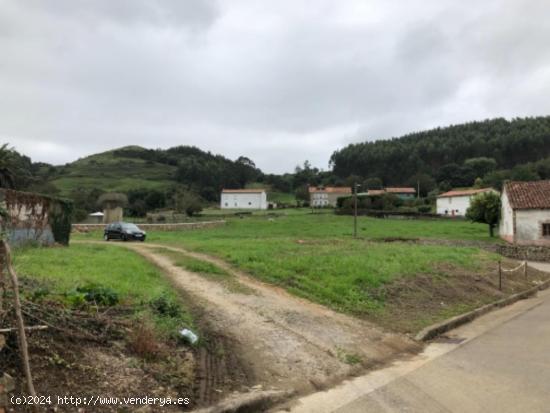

left=80, top=241, right=419, bottom=395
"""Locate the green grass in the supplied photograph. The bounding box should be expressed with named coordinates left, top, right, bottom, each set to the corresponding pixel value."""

left=267, top=192, right=296, bottom=204
left=50, top=149, right=176, bottom=195
left=13, top=243, right=194, bottom=335
left=73, top=213, right=499, bottom=316
left=154, top=248, right=253, bottom=294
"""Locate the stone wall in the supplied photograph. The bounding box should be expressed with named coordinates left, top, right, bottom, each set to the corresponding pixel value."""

left=497, top=244, right=550, bottom=262
left=0, top=189, right=73, bottom=246
left=72, top=220, right=226, bottom=233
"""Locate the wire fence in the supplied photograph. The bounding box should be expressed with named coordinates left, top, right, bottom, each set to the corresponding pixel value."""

left=498, top=260, right=528, bottom=291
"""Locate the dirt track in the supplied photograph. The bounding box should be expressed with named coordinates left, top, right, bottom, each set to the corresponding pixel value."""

left=80, top=241, right=419, bottom=396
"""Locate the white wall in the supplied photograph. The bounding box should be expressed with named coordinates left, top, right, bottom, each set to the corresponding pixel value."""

left=220, top=192, right=267, bottom=209
left=311, top=192, right=329, bottom=207
left=436, top=195, right=472, bottom=216
left=499, top=190, right=514, bottom=242
left=515, top=209, right=550, bottom=244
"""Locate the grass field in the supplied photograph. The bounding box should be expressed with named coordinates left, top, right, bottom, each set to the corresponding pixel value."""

left=50, top=150, right=176, bottom=195
left=74, top=212, right=502, bottom=323
left=13, top=243, right=194, bottom=335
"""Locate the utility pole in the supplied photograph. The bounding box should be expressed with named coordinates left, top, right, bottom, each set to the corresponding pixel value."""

left=354, top=183, right=361, bottom=238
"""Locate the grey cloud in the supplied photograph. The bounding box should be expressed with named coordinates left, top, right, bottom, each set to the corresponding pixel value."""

left=21, top=0, right=220, bottom=29
left=1, top=0, right=550, bottom=173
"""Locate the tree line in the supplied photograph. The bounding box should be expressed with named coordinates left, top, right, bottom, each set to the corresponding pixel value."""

left=4, top=115, right=550, bottom=219
left=330, top=116, right=550, bottom=193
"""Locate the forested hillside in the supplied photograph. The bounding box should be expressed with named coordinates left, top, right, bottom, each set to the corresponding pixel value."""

left=4, top=115, right=550, bottom=219
left=330, top=117, right=550, bottom=192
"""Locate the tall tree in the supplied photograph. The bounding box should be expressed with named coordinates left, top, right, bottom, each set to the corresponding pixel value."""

left=466, top=192, right=501, bottom=237
left=0, top=144, right=16, bottom=189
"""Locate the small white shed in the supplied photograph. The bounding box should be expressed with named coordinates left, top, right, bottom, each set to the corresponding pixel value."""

left=220, top=189, right=267, bottom=210
left=436, top=188, right=495, bottom=216
left=500, top=180, right=550, bottom=245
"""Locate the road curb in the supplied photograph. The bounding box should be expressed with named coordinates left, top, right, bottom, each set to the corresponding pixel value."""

left=415, top=278, right=550, bottom=341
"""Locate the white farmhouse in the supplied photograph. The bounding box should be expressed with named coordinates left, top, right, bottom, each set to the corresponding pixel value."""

left=436, top=188, right=495, bottom=216
left=500, top=180, right=550, bottom=245
left=309, top=186, right=352, bottom=207
left=220, top=189, right=267, bottom=210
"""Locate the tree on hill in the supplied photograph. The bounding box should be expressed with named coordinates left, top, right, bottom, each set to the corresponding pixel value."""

left=330, top=116, right=550, bottom=188
left=0, top=143, right=37, bottom=190
left=466, top=192, right=501, bottom=237
left=0, top=144, right=16, bottom=189
left=97, top=192, right=128, bottom=209
left=464, top=157, right=497, bottom=179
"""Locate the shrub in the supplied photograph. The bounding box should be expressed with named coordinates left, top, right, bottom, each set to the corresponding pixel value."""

left=418, top=205, right=432, bottom=213
left=150, top=295, right=181, bottom=318
left=128, top=322, right=161, bottom=360
left=75, top=284, right=119, bottom=306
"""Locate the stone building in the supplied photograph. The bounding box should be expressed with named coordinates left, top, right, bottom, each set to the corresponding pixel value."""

left=500, top=180, right=550, bottom=245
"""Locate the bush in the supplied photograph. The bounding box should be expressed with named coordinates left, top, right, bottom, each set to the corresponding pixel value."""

left=173, top=190, right=203, bottom=217
left=128, top=322, right=161, bottom=360
left=150, top=295, right=181, bottom=318
left=418, top=205, right=432, bottom=213
left=75, top=284, right=119, bottom=306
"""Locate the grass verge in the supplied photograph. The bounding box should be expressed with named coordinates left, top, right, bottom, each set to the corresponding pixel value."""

left=13, top=243, right=194, bottom=337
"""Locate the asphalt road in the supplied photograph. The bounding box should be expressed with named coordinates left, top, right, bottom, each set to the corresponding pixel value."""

left=280, top=282, right=550, bottom=413
left=338, top=289, right=550, bottom=412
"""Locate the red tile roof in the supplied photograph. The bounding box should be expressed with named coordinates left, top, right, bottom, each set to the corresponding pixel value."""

left=504, top=180, right=550, bottom=210
left=308, top=186, right=352, bottom=194
left=366, top=189, right=386, bottom=195
left=438, top=188, right=494, bottom=198
left=386, top=187, right=416, bottom=194
left=222, top=189, right=265, bottom=193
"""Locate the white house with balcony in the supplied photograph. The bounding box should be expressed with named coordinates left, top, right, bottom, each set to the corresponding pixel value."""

left=220, top=189, right=267, bottom=210
left=309, top=186, right=352, bottom=207
left=436, top=188, right=496, bottom=217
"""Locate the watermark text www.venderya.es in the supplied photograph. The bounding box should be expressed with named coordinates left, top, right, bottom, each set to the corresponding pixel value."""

left=10, top=395, right=191, bottom=408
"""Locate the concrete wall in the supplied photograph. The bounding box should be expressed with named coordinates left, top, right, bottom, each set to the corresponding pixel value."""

left=436, top=195, right=472, bottom=216
left=103, top=206, right=123, bottom=223
left=220, top=192, right=267, bottom=209
left=514, top=209, right=550, bottom=245
left=311, top=192, right=329, bottom=207
left=73, top=220, right=226, bottom=233
left=499, top=190, right=515, bottom=243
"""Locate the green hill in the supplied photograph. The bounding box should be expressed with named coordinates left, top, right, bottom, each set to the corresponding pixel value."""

left=50, top=146, right=177, bottom=196
left=330, top=116, right=550, bottom=190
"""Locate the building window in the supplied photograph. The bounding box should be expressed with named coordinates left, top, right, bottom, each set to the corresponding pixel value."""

left=542, top=223, right=550, bottom=237
left=248, top=202, right=252, bottom=205
left=225, top=202, right=228, bottom=207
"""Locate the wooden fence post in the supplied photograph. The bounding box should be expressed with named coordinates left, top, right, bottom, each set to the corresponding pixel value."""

left=498, top=260, right=502, bottom=291
left=524, top=261, right=528, bottom=281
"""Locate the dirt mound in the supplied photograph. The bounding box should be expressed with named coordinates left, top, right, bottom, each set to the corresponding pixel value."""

left=369, top=259, right=550, bottom=334
left=1, top=280, right=251, bottom=412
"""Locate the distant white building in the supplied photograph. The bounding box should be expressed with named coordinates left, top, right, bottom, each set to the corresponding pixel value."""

left=436, top=188, right=495, bottom=216
left=309, top=186, right=352, bottom=207
left=220, top=189, right=267, bottom=210
left=500, top=180, right=550, bottom=245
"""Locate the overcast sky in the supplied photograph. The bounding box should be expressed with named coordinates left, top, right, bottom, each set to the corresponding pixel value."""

left=1, top=1, right=550, bottom=173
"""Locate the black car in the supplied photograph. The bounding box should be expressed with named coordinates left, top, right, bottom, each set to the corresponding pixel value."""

left=104, top=222, right=146, bottom=242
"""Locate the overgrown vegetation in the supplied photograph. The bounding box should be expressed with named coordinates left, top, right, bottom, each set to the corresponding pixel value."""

left=13, top=243, right=194, bottom=336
